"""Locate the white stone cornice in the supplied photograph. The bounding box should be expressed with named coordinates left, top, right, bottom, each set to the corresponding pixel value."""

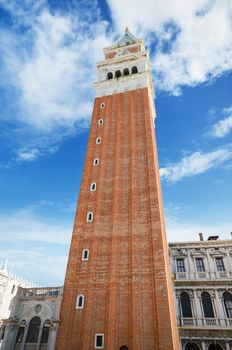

left=190, top=248, right=207, bottom=257
left=94, top=71, right=156, bottom=120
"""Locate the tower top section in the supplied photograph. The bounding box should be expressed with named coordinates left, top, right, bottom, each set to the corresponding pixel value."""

left=103, top=28, right=144, bottom=60
left=94, top=29, right=155, bottom=119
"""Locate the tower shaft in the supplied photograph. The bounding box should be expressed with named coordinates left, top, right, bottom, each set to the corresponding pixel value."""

left=56, top=31, right=179, bottom=350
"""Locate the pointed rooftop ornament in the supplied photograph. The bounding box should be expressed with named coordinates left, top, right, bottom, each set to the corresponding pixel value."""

left=124, top=26, right=129, bottom=33
left=103, top=27, right=142, bottom=56
left=3, top=259, right=8, bottom=272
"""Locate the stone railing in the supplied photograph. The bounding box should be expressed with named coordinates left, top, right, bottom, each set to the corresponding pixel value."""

left=18, top=287, right=62, bottom=298
left=178, top=317, right=232, bottom=328
left=174, top=270, right=232, bottom=280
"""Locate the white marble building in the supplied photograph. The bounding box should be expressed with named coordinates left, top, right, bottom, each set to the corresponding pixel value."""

left=1, top=286, right=63, bottom=350
left=169, top=235, right=232, bottom=350
left=0, top=262, right=34, bottom=347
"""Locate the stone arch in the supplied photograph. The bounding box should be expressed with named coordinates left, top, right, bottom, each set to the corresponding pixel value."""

left=180, top=291, right=192, bottom=317
left=26, top=316, right=41, bottom=343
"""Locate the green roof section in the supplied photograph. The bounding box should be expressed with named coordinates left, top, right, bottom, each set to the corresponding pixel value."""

left=116, top=32, right=137, bottom=47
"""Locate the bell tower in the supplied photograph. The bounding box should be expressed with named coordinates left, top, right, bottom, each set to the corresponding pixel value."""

left=56, top=28, right=179, bottom=350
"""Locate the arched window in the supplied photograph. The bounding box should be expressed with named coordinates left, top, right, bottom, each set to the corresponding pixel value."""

left=41, top=320, right=50, bottom=343
left=208, top=343, right=223, bottom=350
left=131, top=66, right=138, bottom=74
left=201, top=292, right=214, bottom=318
left=223, top=291, right=232, bottom=318
left=98, top=119, right=104, bottom=125
left=180, top=292, right=192, bottom=317
left=96, top=137, right=101, bottom=144
left=86, top=212, right=93, bottom=222
left=185, top=342, right=200, bottom=350
left=123, top=68, right=129, bottom=76
left=82, top=249, right=89, bottom=261
left=93, top=158, right=99, bottom=166
left=120, top=346, right=129, bottom=350
left=107, top=72, right=113, bottom=80
left=76, top=294, right=85, bottom=309
left=100, top=103, right=105, bottom=109
left=115, top=70, right=121, bottom=78
left=15, top=321, right=26, bottom=343
left=90, top=183, right=97, bottom=191
left=26, top=316, right=41, bottom=343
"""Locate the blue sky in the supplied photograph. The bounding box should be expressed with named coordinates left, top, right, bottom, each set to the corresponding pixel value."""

left=0, top=0, right=231, bottom=286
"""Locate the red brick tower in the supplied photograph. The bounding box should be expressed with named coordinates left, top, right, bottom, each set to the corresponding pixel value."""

left=56, top=29, right=179, bottom=350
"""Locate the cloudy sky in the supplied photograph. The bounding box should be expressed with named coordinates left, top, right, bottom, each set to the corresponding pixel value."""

left=0, top=0, right=231, bottom=286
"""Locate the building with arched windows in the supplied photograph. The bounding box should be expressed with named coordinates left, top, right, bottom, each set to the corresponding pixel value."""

left=169, top=236, right=232, bottom=350
left=1, top=286, right=63, bottom=350
left=0, top=262, right=34, bottom=348
left=0, top=237, right=231, bottom=349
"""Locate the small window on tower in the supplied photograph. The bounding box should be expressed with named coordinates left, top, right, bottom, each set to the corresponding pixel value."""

left=132, top=66, right=138, bottom=74
left=86, top=212, right=93, bottom=222
left=76, top=294, right=84, bottom=309
left=90, top=183, right=96, bottom=191
left=115, top=70, right=121, bottom=78
left=95, top=334, right=104, bottom=348
left=107, top=72, right=113, bottom=80
left=123, top=68, right=129, bottom=76
left=98, top=119, right=104, bottom=125
left=96, top=137, right=101, bottom=144
left=82, top=249, right=89, bottom=261
left=100, top=103, right=105, bottom=109
left=93, top=158, right=99, bottom=166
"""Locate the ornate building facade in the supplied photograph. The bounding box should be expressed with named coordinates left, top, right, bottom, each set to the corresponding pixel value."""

left=0, top=262, right=33, bottom=347
left=55, top=29, right=179, bottom=350
left=1, top=286, right=63, bottom=350
left=1, top=237, right=231, bottom=349
left=169, top=236, right=232, bottom=350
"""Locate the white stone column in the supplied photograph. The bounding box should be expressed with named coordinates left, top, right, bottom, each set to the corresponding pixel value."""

left=1, top=323, right=17, bottom=350
left=20, top=325, right=28, bottom=350
left=206, top=248, right=213, bottom=279
left=0, top=324, right=11, bottom=350
left=226, top=249, right=232, bottom=277
left=48, top=323, right=59, bottom=350
left=214, top=290, right=226, bottom=327
left=201, top=341, right=206, bottom=350
left=187, top=249, right=194, bottom=278
left=193, top=290, right=202, bottom=326
left=36, top=325, right=43, bottom=350
left=225, top=342, right=230, bottom=350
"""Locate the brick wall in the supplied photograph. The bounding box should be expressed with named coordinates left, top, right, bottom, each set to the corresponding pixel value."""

left=56, top=88, right=179, bottom=350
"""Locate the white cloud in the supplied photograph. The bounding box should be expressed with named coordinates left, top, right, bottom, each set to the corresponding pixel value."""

left=164, top=202, right=232, bottom=242
left=0, top=207, right=72, bottom=244
left=160, top=147, right=232, bottom=182
left=209, top=107, right=232, bottom=138
left=0, top=2, right=112, bottom=161
left=0, top=200, right=75, bottom=284
left=166, top=217, right=232, bottom=242
left=0, top=10, right=111, bottom=131
left=107, top=0, right=232, bottom=94
left=16, top=148, right=41, bottom=161
left=0, top=247, right=67, bottom=286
